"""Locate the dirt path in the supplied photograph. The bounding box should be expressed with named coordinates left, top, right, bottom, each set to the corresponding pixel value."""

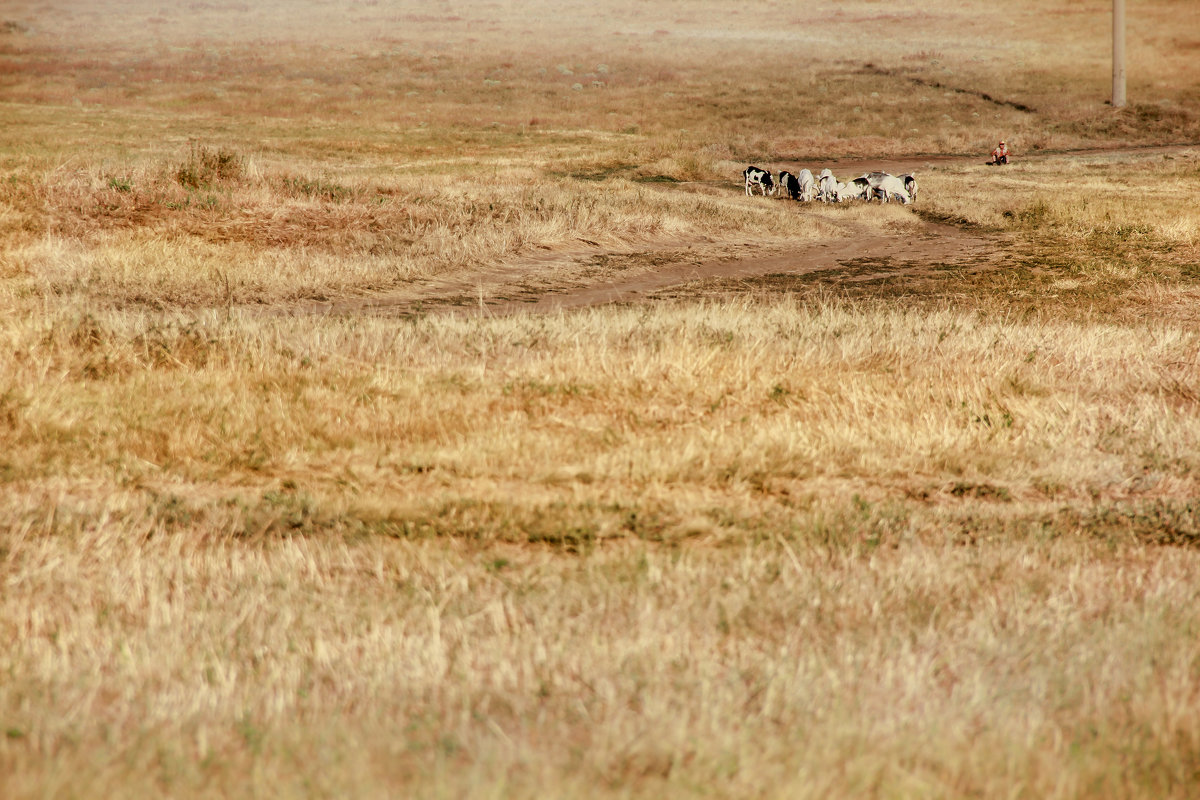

left=479, top=218, right=1000, bottom=313
left=306, top=214, right=1003, bottom=319
left=300, top=143, right=1194, bottom=318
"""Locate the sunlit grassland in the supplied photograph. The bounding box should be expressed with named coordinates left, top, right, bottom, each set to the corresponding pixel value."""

left=4, top=0, right=1200, bottom=165
left=922, top=153, right=1200, bottom=245
left=4, top=0, right=1200, bottom=797
left=912, top=151, right=1200, bottom=326
left=5, top=513, right=1200, bottom=799
left=4, top=202, right=1200, bottom=796
left=3, top=294, right=1200, bottom=524
left=4, top=294, right=1200, bottom=798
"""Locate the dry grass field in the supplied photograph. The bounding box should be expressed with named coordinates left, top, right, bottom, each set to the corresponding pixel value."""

left=3, top=1, right=1200, bottom=797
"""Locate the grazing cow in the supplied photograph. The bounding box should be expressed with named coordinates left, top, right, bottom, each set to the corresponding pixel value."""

left=817, top=169, right=839, bottom=202
left=871, top=173, right=912, bottom=204
left=856, top=171, right=912, bottom=204
left=797, top=168, right=816, bottom=202
left=777, top=170, right=801, bottom=200
left=743, top=166, right=774, bottom=196
left=861, top=172, right=891, bottom=202
left=899, top=173, right=918, bottom=202
left=836, top=177, right=870, bottom=202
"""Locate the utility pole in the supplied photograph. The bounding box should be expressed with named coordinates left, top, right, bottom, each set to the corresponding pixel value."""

left=1113, top=0, right=1126, bottom=108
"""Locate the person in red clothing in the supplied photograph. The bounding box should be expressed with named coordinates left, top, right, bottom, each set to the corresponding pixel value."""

left=990, top=140, right=1010, bottom=165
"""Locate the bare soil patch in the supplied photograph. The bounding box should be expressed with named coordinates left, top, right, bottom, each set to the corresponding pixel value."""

left=499, top=217, right=1004, bottom=312
left=302, top=213, right=1003, bottom=318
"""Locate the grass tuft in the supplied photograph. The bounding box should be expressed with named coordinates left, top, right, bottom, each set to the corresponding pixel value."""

left=174, top=143, right=246, bottom=189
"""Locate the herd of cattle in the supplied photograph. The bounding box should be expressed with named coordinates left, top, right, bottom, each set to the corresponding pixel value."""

left=742, top=166, right=918, bottom=205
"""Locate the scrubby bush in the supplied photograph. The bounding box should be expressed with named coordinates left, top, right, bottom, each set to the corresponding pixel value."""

left=174, top=143, right=245, bottom=188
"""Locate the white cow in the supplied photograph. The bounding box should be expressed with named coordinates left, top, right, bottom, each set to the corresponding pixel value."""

left=817, top=169, right=839, bottom=202
left=872, top=173, right=912, bottom=204
left=898, top=173, right=918, bottom=202
left=861, top=172, right=890, bottom=202
left=857, top=172, right=912, bottom=204
left=797, top=168, right=816, bottom=202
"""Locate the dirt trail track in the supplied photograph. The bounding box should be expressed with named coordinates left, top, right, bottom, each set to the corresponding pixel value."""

left=306, top=143, right=1195, bottom=318
left=474, top=218, right=997, bottom=314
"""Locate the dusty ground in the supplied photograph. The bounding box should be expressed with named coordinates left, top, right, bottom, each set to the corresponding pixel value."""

left=324, top=215, right=1002, bottom=316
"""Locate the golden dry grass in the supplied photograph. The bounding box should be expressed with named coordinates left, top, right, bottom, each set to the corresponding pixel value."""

left=3, top=1, right=1200, bottom=797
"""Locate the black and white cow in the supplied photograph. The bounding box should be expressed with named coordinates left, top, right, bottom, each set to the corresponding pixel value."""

left=743, top=166, right=774, bottom=196
left=777, top=170, right=801, bottom=200
left=899, top=173, right=918, bottom=203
